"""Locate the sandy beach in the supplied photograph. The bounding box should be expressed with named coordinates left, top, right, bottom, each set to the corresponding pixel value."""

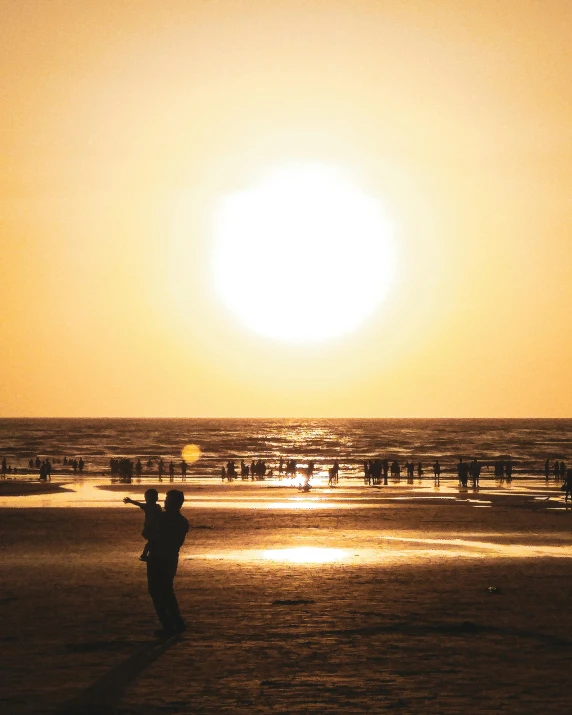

left=1, top=480, right=571, bottom=714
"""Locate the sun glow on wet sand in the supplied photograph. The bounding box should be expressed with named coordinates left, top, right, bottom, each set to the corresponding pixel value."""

left=261, top=546, right=348, bottom=564
left=190, top=533, right=572, bottom=566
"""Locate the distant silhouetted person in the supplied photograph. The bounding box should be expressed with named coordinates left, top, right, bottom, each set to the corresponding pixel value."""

left=123, top=489, right=162, bottom=561
left=328, top=465, right=336, bottom=487
left=1, top=457, right=6, bottom=479
left=469, top=459, right=481, bottom=488
left=158, top=459, right=164, bottom=482
left=181, top=460, right=187, bottom=481
left=227, top=460, right=236, bottom=481
left=457, top=459, right=469, bottom=488
left=145, top=489, right=189, bottom=637
left=406, top=460, right=414, bottom=482
left=78, top=457, right=84, bottom=472
left=417, top=462, right=423, bottom=479
left=433, top=460, right=441, bottom=486
left=332, top=460, right=339, bottom=484
left=564, top=469, right=572, bottom=503
left=382, top=459, right=389, bottom=485
left=544, top=459, right=550, bottom=482
left=505, top=459, right=513, bottom=483
left=135, top=459, right=143, bottom=478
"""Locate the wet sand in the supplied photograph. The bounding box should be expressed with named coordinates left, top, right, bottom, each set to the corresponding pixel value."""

left=1, top=481, right=571, bottom=714
left=0, top=480, right=69, bottom=496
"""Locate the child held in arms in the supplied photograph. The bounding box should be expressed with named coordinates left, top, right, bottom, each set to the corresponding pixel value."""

left=123, top=489, right=162, bottom=561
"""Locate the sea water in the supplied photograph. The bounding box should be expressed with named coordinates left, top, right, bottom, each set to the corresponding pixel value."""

left=0, top=418, right=571, bottom=479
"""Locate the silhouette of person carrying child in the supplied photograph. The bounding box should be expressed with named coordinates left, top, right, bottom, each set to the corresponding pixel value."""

left=145, top=489, right=189, bottom=637
left=123, top=488, right=189, bottom=637
left=123, top=488, right=162, bottom=561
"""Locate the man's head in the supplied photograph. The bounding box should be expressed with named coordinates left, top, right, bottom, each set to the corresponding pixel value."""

left=165, top=489, right=184, bottom=511
left=144, top=488, right=159, bottom=503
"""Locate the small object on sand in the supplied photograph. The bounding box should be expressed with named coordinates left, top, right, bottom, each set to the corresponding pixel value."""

left=487, top=586, right=502, bottom=594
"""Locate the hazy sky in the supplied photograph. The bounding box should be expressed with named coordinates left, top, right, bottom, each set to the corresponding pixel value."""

left=1, top=0, right=571, bottom=417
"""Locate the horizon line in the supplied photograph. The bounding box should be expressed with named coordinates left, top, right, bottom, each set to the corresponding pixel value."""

left=0, top=416, right=571, bottom=421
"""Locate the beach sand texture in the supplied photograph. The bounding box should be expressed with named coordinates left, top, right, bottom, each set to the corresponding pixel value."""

left=1, top=483, right=571, bottom=714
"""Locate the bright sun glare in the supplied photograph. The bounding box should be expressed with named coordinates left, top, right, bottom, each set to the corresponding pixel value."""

left=212, top=163, right=395, bottom=343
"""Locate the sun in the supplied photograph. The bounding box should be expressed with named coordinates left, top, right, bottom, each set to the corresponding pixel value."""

left=211, top=163, right=395, bottom=343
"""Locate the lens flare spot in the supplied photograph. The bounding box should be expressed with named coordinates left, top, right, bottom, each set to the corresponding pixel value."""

left=181, top=444, right=201, bottom=463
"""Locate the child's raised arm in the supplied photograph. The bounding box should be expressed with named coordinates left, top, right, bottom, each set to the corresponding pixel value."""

left=123, top=497, right=145, bottom=509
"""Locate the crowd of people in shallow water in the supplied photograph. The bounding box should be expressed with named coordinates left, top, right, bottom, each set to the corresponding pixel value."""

left=0, top=455, right=85, bottom=480
left=1, top=453, right=572, bottom=498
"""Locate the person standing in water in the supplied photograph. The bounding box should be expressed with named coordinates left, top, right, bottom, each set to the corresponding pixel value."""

left=433, top=460, right=441, bottom=486
left=145, top=489, right=189, bottom=637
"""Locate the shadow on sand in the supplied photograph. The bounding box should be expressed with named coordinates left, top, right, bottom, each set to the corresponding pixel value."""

left=53, top=635, right=181, bottom=715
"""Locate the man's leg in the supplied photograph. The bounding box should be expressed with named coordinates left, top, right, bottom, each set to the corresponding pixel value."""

left=147, top=557, right=184, bottom=633
left=162, top=558, right=185, bottom=632
left=147, top=559, right=173, bottom=632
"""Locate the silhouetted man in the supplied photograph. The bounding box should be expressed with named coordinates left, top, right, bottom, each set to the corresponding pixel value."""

left=146, top=489, right=189, bottom=637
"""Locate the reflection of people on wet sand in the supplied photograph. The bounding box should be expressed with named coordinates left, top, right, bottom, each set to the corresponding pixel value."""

left=123, top=489, right=162, bottom=561
left=146, top=489, right=189, bottom=637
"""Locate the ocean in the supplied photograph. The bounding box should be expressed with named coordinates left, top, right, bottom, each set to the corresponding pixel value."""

left=0, top=418, right=571, bottom=480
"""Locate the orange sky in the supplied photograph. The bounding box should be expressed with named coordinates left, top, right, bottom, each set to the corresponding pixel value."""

left=1, top=0, right=571, bottom=417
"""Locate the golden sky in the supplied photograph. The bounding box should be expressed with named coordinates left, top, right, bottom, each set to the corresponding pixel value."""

left=1, top=0, right=571, bottom=417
